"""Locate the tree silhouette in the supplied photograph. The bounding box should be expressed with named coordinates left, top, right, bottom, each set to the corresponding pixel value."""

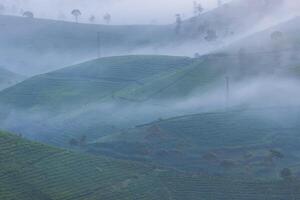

left=280, top=168, right=292, bottom=181
left=269, top=149, right=284, bottom=159
left=79, top=135, right=87, bottom=147
left=89, top=15, right=96, bottom=23
left=193, top=1, right=203, bottom=16
left=23, top=11, right=34, bottom=18
left=103, top=13, right=111, bottom=24
left=71, top=9, right=81, bottom=23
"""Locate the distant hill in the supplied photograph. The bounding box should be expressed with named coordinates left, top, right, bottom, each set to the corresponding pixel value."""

left=0, top=0, right=285, bottom=75
left=180, top=0, right=283, bottom=41
left=215, top=16, right=300, bottom=75
left=1, top=130, right=299, bottom=200
left=0, top=67, right=23, bottom=90
left=0, top=15, right=175, bottom=75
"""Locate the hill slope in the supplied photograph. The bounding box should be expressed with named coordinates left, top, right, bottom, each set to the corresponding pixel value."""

left=0, top=130, right=169, bottom=200
left=89, top=108, right=300, bottom=177
left=0, top=15, right=175, bottom=75
left=1, top=130, right=300, bottom=200
left=0, top=55, right=193, bottom=110
left=1, top=49, right=300, bottom=147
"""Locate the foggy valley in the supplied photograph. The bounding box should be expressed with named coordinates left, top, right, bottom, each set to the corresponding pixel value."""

left=1, top=0, right=300, bottom=199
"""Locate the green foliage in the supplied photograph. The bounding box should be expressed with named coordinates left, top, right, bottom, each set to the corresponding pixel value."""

left=0, top=55, right=192, bottom=110
left=1, top=130, right=300, bottom=200
left=90, top=108, right=300, bottom=177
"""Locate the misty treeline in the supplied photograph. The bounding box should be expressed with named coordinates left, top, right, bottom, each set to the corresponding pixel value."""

left=175, top=0, right=285, bottom=39
left=0, top=2, right=112, bottom=24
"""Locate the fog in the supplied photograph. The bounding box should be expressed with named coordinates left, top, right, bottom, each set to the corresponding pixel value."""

left=1, top=74, right=300, bottom=144
left=1, top=0, right=300, bottom=145
left=0, top=0, right=299, bottom=76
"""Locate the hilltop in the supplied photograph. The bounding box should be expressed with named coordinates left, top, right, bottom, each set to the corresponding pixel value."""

left=0, top=14, right=174, bottom=75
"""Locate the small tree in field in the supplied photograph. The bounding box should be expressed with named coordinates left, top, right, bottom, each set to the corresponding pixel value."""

left=71, top=9, right=81, bottom=23
left=23, top=11, right=34, bottom=18
left=103, top=13, right=111, bottom=24
left=193, top=1, right=203, bottom=16
left=89, top=15, right=96, bottom=23
left=79, top=135, right=87, bottom=147
left=280, top=168, right=292, bottom=181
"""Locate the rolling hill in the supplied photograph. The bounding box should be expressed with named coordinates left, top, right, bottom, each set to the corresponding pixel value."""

left=1, top=130, right=300, bottom=200
left=0, top=55, right=198, bottom=146
left=0, top=14, right=175, bottom=75
left=88, top=108, right=300, bottom=177
left=0, top=55, right=193, bottom=110
left=1, top=8, right=300, bottom=167
left=0, top=46, right=299, bottom=147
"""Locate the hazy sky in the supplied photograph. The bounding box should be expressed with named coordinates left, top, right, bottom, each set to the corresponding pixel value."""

left=0, top=0, right=231, bottom=24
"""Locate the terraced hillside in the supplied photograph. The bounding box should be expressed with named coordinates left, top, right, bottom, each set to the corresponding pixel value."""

left=0, top=55, right=193, bottom=110
left=0, top=55, right=198, bottom=146
left=0, top=53, right=246, bottom=147
left=1, top=130, right=300, bottom=200
left=0, top=67, right=23, bottom=91
left=6, top=15, right=300, bottom=109
left=0, top=50, right=299, bottom=147
left=89, top=108, right=300, bottom=177
left=0, top=130, right=169, bottom=200
left=2, top=16, right=300, bottom=157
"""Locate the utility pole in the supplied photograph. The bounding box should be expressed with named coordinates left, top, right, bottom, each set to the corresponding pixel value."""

left=225, top=76, right=230, bottom=109
left=97, top=32, right=101, bottom=58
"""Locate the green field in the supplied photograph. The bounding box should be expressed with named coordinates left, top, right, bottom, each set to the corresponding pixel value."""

left=0, top=55, right=193, bottom=110
left=0, top=54, right=237, bottom=147
left=89, top=108, right=300, bottom=177
left=1, top=130, right=300, bottom=200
